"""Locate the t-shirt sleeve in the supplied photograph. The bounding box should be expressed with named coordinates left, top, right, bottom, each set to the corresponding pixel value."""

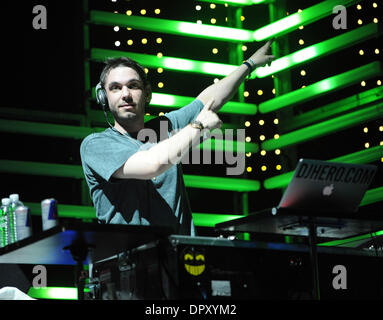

left=80, top=133, right=139, bottom=182
left=164, top=99, right=204, bottom=131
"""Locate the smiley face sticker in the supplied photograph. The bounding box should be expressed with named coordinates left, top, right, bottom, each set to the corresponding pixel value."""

left=183, top=247, right=206, bottom=276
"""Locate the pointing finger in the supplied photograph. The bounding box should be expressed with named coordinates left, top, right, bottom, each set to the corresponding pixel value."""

left=262, top=38, right=275, bottom=52
left=263, top=38, right=273, bottom=48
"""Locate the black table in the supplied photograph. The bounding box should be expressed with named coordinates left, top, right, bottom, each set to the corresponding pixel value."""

left=215, top=207, right=383, bottom=300
left=0, top=218, right=174, bottom=299
left=214, top=207, right=383, bottom=239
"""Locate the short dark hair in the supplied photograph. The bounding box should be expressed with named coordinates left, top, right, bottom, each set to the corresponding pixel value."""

left=99, top=56, right=149, bottom=89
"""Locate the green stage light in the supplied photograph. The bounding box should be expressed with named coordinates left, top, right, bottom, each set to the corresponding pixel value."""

left=216, top=100, right=257, bottom=115
left=259, top=61, right=382, bottom=114
left=192, top=213, right=246, bottom=227
left=318, top=229, right=383, bottom=247
left=261, top=103, right=383, bottom=150
left=184, top=175, right=261, bottom=192
left=91, top=90, right=258, bottom=115
left=177, top=22, right=252, bottom=42
left=201, top=61, right=238, bottom=76
left=162, top=57, right=195, bottom=71
left=254, top=14, right=301, bottom=41
left=255, top=23, right=380, bottom=78
left=0, top=160, right=259, bottom=192
left=90, top=10, right=253, bottom=42
left=0, top=160, right=84, bottom=179
left=263, top=146, right=383, bottom=189
left=263, top=171, right=294, bottom=190
left=27, top=287, right=80, bottom=300
left=0, top=119, right=94, bottom=139
left=291, top=46, right=318, bottom=64
left=151, top=92, right=175, bottom=106
left=198, top=139, right=259, bottom=153
left=332, top=146, right=383, bottom=164
left=281, top=87, right=383, bottom=132
left=91, top=48, right=237, bottom=77
left=360, top=186, right=383, bottom=207
left=253, top=0, right=360, bottom=41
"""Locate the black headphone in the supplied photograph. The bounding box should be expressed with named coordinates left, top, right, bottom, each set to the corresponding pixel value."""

left=95, top=82, right=108, bottom=110
left=95, top=82, right=115, bottom=129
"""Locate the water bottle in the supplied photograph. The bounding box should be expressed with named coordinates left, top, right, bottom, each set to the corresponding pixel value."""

left=0, top=198, right=11, bottom=247
left=8, top=194, right=22, bottom=243
left=9, top=194, right=32, bottom=242
left=0, top=200, right=6, bottom=247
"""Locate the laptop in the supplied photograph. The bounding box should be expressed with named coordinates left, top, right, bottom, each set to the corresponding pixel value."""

left=277, top=158, right=377, bottom=214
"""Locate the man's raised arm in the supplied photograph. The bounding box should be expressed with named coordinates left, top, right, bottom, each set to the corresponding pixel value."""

left=196, top=39, right=275, bottom=112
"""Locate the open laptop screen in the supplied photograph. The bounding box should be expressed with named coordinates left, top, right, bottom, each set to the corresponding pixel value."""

left=278, top=159, right=377, bottom=214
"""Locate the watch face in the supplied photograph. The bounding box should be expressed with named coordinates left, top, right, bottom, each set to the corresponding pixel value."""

left=191, top=121, right=203, bottom=129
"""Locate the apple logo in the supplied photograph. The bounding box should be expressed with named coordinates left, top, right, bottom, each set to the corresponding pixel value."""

left=323, top=184, right=334, bottom=196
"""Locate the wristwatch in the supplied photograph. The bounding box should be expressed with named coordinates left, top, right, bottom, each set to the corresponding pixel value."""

left=190, top=120, right=204, bottom=130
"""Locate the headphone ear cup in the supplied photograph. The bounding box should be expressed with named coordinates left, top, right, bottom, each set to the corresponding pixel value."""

left=95, top=82, right=108, bottom=110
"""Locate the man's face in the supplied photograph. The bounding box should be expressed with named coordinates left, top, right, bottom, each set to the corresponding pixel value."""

left=105, top=66, right=149, bottom=126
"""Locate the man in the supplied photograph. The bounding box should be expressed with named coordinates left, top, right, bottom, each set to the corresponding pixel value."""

left=80, top=40, right=275, bottom=236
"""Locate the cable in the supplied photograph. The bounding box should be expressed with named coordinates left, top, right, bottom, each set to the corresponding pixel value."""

left=103, top=108, right=114, bottom=129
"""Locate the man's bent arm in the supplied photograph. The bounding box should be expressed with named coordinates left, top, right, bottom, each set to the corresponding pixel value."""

left=112, top=99, right=220, bottom=180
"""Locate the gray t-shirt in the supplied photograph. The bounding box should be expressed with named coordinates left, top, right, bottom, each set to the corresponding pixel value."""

left=80, top=99, right=203, bottom=235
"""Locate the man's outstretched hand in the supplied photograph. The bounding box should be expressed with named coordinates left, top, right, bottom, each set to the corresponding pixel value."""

left=248, top=39, right=276, bottom=68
